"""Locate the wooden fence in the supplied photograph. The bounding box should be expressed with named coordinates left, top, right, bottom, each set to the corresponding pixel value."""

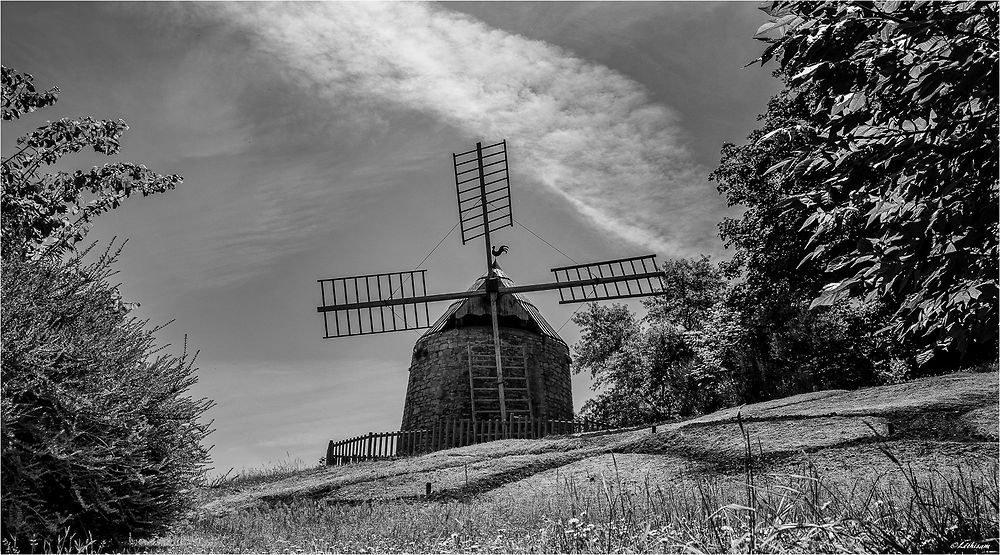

left=326, top=417, right=608, bottom=466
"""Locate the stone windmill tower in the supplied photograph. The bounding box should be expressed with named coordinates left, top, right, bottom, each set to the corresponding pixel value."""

left=316, top=140, right=667, bottom=432
left=401, top=265, right=572, bottom=430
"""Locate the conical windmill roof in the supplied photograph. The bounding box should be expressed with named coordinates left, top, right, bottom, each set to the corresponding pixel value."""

left=421, top=265, right=564, bottom=343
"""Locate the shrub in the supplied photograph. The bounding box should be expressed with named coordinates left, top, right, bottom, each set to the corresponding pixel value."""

left=1, top=246, right=213, bottom=551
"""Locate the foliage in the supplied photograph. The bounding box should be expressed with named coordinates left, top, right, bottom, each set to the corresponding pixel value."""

left=571, top=304, right=667, bottom=425
left=0, top=248, right=214, bottom=550
left=1, top=67, right=208, bottom=550
left=751, top=1, right=998, bottom=362
left=711, top=88, right=833, bottom=300
left=571, top=251, right=902, bottom=422
left=1, top=66, right=182, bottom=260
left=571, top=258, right=736, bottom=425
left=713, top=104, right=899, bottom=401
left=645, top=255, right=727, bottom=330
left=728, top=294, right=890, bottom=401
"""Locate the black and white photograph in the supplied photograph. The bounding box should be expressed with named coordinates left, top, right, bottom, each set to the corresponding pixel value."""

left=1, top=1, right=997, bottom=553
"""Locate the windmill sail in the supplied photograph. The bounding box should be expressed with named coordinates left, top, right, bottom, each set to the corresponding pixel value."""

left=317, top=270, right=434, bottom=338
left=550, top=254, right=666, bottom=303
left=454, top=140, right=512, bottom=245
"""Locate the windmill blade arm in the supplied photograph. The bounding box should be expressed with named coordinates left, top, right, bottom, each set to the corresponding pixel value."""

left=500, top=272, right=666, bottom=297
left=317, top=289, right=487, bottom=313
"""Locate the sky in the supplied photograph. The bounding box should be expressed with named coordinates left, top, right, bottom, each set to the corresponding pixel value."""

left=1, top=2, right=780, bottom=475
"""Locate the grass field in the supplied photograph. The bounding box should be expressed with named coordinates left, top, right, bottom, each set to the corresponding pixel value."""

left=144, top=371, right=998, bottom=554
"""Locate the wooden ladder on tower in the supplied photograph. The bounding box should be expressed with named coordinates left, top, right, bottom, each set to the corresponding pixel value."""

left=467, top=343, right=532, bottom=423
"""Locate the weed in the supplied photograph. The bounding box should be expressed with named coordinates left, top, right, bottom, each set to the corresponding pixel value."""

left=153, top=449, right=997, bottom=554
left=204, top=457, right=319, bottom=490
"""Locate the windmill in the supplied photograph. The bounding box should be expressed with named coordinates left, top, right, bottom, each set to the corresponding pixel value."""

left=316, top=140, right=667, bottom=427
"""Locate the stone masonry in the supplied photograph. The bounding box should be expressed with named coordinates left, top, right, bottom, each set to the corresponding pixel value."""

left=401, top=326, right=572, bottom=430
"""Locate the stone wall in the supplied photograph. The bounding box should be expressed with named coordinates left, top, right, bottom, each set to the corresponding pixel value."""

left=401, top=326, right=572, bottom=430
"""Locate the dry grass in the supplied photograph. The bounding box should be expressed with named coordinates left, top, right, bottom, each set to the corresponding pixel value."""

left=685, top=371, right=998, bottom=426
left=151, top=449, right=998, bottom=554
left=134, top=371, right=998, bottom=553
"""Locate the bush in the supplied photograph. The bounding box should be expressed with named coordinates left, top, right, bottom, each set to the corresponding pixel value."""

left=1, top=246, right=213, bottom=551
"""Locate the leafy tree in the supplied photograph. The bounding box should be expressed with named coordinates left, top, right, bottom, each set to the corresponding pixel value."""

left=571, top=304, right=660, bottom=425
left=1, top=67, right=210, bottom=550
left=644, top=255, right=727, bottom=330
left=571, top=258, right=734, bottom=425
left=711, top=88, right=842, bottom=303
left=1, top=66, right=181, bottom=260
left=751, top=1, right=998, bottom=363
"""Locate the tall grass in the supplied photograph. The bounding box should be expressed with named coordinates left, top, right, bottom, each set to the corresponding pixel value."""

left=160, top=447, right=998, bottom=554
left=204, top=457, right=319, bottom=490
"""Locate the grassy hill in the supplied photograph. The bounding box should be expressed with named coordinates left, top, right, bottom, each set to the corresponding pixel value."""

left=154, top=370, right=998, bottom=553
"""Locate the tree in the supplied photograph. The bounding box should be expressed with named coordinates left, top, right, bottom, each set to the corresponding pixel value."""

left=571, top=258, right=734, bottom=425
left=2, top=249, right=213, bottom=551
left=712, top=87, right=906, bottom=397
left=1, top=66, right=181, bottom=260
left=644, top=255, right=727, bottom=330
left=751, top=1, right=998, bottom=363
left=1, top=67, right=210, bottom=550
left=711, top=87, right=844, bottom=303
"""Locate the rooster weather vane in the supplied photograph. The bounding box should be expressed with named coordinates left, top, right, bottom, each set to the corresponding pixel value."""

left=316, top=140, right=668, bottom=421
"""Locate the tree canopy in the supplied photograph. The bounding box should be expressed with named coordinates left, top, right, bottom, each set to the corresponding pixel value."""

left=1, top=66, right=182, bottom=260
left=751, top=1, right=998, bottom=361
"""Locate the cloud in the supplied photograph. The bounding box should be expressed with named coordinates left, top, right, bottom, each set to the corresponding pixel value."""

left=188, top=2, right=711, bottom=257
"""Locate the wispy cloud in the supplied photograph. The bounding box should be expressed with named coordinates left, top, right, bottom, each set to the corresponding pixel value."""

left=188, top=2, right=712, bottom=258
